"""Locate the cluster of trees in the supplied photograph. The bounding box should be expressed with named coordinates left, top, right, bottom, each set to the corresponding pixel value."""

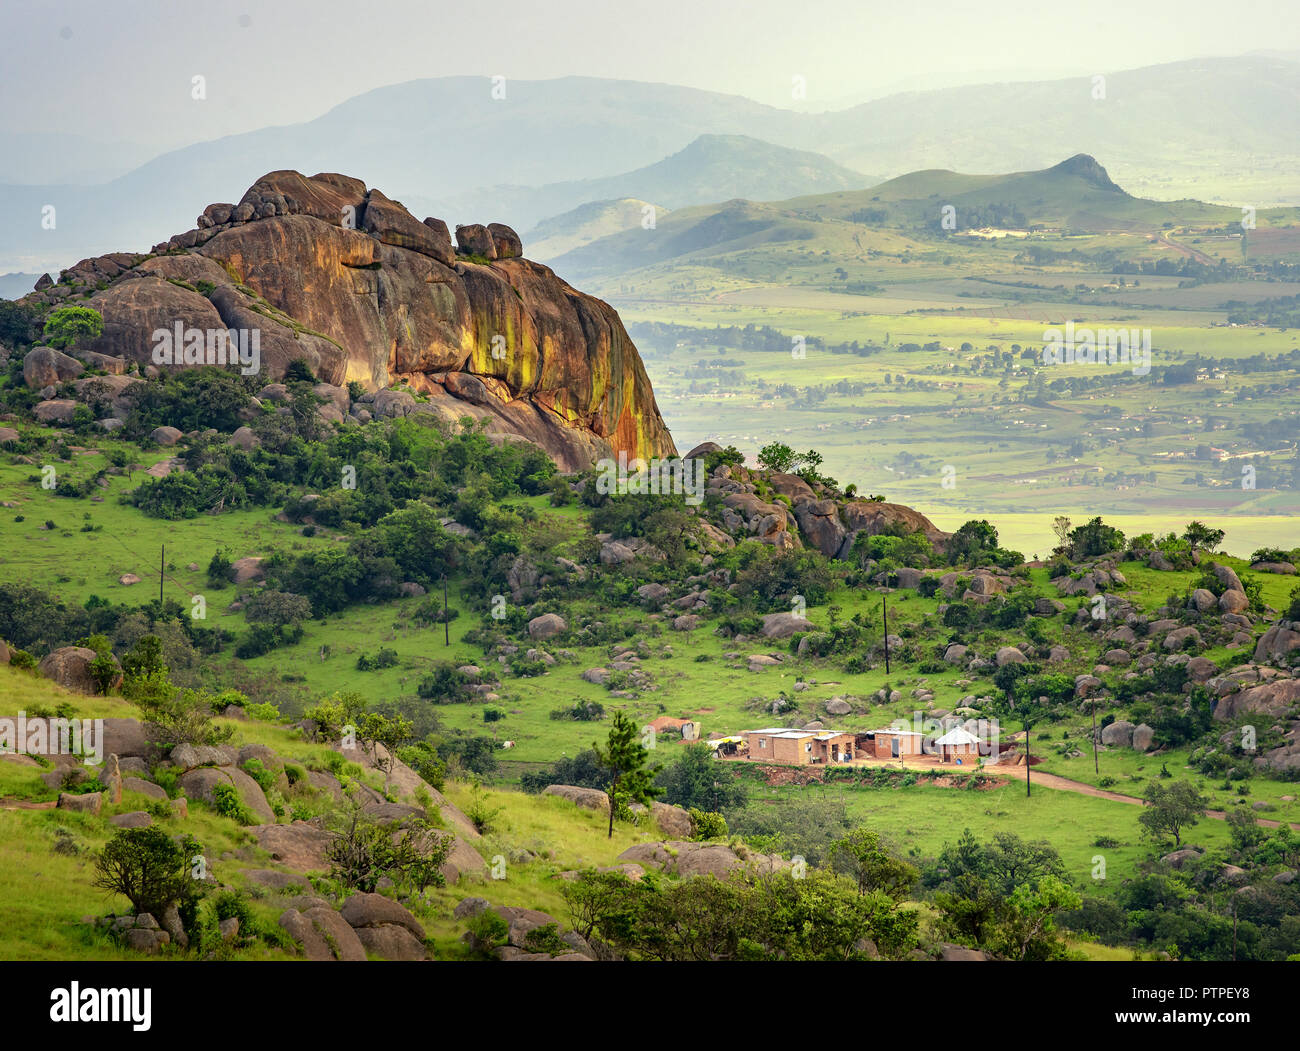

left=129, top=402, right=555, bottom=525
left=559, top=866, right=918, bottom=961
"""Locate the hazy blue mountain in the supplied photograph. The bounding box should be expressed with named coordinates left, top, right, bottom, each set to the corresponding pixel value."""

left=547, top=154, right=1245, bottom=280
left=2, top=57, right=1297, bottom=272
left=425, top=135, right=874, bottom=236
left=0, top=272, right=43, bottom=300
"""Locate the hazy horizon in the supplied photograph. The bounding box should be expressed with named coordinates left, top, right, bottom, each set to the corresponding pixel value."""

left=2, top=0, right=1298, bottom=153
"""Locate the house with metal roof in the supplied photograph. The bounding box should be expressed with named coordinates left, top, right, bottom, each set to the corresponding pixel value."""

left=933, top=726, right=981, bottom=763
left=741, top=728, right=857, bottom=765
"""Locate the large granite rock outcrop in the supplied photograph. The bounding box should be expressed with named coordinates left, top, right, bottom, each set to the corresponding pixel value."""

left=23, top=170, right=675, bottom=472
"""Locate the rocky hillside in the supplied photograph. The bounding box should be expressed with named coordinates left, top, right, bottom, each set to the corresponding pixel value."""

left=19, top=171, right=676, bottom=471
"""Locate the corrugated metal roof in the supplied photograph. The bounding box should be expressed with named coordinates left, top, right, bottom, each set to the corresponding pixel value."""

left=934, top=727, right=981, bottom=746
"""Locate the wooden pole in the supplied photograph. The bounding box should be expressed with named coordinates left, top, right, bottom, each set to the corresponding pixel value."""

left=443, top=575, right=450, bottom=647
left=1025, top=720, right=1031, bottom=797
left=1092, top=700, right=1099, bottom=775
left=159, top=544, right=164, bottom=605
left=882, top=592, right=890, bottom=675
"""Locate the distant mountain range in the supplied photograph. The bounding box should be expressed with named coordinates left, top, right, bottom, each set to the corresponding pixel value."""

left=546, top=155, right=1249, bottom=281
left=0, top=272, right=41, bottom=300
left=414, top=135, right=875, bottom=240
left=2, top=54, right=1297, bottom=273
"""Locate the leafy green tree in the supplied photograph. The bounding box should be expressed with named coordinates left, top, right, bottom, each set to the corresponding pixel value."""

left=948, top=519, right=999, bottom=564
left=1182, top=521, right=1226, bottom=556
left=1068, top=516, right=1126, bottom=558
left=1140, top=780, right=1208, bottom=847
left=375, top=501, right=458, bottom=585
left=354, top=710, right=414, bottom=796
left=80, top=633, right=120, bottom=695
left=0, top=299, right=39, bottom=347
left=593, top=711, right=662, bottom=837
left=1225, top=806, right=1267, bottom=855
left=991, top=875, right=1082, bottom=961
left=134, top=686, right=235, bottom=747
left=654, top=743, right=745, bottom=812
left=121, top=634, right=165, bottom=680
left=520, top=748, right=610, bottom=793
left=94, top=826, right=203, bottom=921
left=41, top=305, right=103, bottom=350
left=829, top=828, right=918, bottom=900
left=303, top=691, right=368, bottom=741
left=242, top=589, right=312, bottom=627
left=725, top=794, right=853, bottom=866
left=325, top=793, right=398, bottom=892
left=757, top=442, right=797, bottom=473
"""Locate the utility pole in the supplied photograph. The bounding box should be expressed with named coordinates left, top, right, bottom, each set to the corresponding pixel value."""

left=1025, top=720, right=1032, bottom=798
left=159, top=544, right=164, bottom=606
left=1091, top=699, right=1099, bottom=775
left=443, top=575, right=450, bottom=647
left=881, top=592, right=890, bottom=675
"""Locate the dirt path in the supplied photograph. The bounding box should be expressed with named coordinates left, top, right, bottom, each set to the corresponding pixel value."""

left=0, top=797, right=56, bottom=811
left=1154, top=233, right=1215, bottom=265
left=987, top=764, right=1300, bottom=830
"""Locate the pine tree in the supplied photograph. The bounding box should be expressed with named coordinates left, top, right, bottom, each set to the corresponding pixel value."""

left=593, top=712, right=662, bottom=838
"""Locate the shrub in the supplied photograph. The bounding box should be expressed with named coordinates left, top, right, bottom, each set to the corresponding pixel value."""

left=206, top=550, right=233, bottom=589
left=93, top=826, right=202, bottom=921
left=135, top=685, right=236, bottom=747
left=550, top=699, right=605, bottom=722
left=8, top=648, right=38, bottom=670
left=356, top=647, right=399, bottom=671
left=688, top=808, right=728, bottom=840
left=465, top=910, right=509, bottom=956
left=211, top=783, right=257, bottom=824
left=522, top=923, right=568, bottom=955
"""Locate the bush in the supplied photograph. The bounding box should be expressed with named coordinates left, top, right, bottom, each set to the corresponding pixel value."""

left=135, top=685, right=236, bottom=747
left=206, top=550, right=233, bottom=589
left=93, top=826, right=202, bottom=922
left=211, top=783, right=256, bottom=824
left=9, top=647, right=38, bottom=670
left=550, top=699, right=605, bottom=722
left=688, top=808, right=728, bottom=840
left=356, top=647, right=399, bottom=671
left=465, top=910, right=509, bottom=956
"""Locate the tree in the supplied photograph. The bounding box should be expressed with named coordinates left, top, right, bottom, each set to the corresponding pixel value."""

left=135, top=686, right=235, bottom=747
left=1182, top=521, right=1226, bottom=556
left=992, top=875, right=1082, bottom=961
left=948, top=519, right=999, bottom=564
left=1140, top=780, right=1208, bottom=847
left=757, top=442, right=797, bottom=473
left=326, top=792, right=398, bottom=892
left=41, top=305, right=103, bottom=350
left=654, top=743, right=745, bottom=812
left=1068, top=516, right=1126, bottom=558
left=0, top=299, right=39, bottom=347
left=1051, top=515, right=1073, bottom=552
left=94, top=826, right=203, bottom=921
left=829, top=828, right=918, bottom=900
left=387, top=818, right=454, bottom=894
left=355, top=710, right=414, bottom=796
left=1225, top=806, right=1266, bottom=855
left=375, top=502, right=458, bottom=585
left=592, top=711, right=662, bottom=838
left=242, top=589, right=312, bottom=627
left=520, top=748, right=610, bottom=793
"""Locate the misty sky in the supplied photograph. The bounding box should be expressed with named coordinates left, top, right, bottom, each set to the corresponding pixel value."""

left=2, top=0, right=1297, bottom=150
